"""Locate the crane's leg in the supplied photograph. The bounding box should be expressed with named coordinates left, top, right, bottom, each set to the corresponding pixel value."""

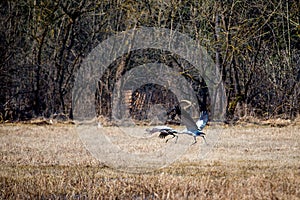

left=174, top=135, right=178, bottom=143
left=166, top=134, right=177, bottom=143
left=191, top=136, right=197, bottom=145
left=201, top=135, right=208, bottom=145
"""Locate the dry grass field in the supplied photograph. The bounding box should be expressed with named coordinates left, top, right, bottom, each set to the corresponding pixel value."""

left=0, top=122, right=299, bottom=199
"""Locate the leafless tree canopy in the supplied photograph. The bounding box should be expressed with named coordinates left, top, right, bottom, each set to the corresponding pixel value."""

left=0, top=0, right=299, bottom=122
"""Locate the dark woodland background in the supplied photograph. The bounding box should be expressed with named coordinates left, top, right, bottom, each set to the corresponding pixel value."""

left=0, top=0, right=299, bottom=123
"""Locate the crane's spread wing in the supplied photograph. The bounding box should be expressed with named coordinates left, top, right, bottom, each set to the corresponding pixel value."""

left=196, top=111, right=208, bottom=130
left=180, top=109, right=198, bottom=131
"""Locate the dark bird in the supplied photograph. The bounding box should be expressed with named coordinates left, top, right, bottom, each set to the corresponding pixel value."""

left=146, top=126, right=179, bottom=143
left=146, top=110, right=209, bottom=145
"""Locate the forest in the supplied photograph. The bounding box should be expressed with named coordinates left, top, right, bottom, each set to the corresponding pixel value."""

left=0, top=0, right=299, bottom=122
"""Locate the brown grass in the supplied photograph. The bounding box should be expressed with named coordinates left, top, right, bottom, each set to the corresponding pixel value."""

left=0, top=123, right=299, bottom=199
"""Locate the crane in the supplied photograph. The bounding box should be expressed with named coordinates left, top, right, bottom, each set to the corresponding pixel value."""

left=146, top=109, right=209, bottom=145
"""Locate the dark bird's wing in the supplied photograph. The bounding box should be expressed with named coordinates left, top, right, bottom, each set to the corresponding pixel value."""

left=145, top=126, right=176, bottom=134
left=158, top=131, right=170, bottom=138
left=180, top=109, right=198, bottom=132
left=196, top=111, right=208, bottom=130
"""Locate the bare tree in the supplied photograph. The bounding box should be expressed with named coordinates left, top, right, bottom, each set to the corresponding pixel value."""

left=0, top=0, right=299, bottom=122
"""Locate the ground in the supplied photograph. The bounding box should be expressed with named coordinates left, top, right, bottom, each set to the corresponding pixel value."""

left=0, top=123, right=299, bottom=199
